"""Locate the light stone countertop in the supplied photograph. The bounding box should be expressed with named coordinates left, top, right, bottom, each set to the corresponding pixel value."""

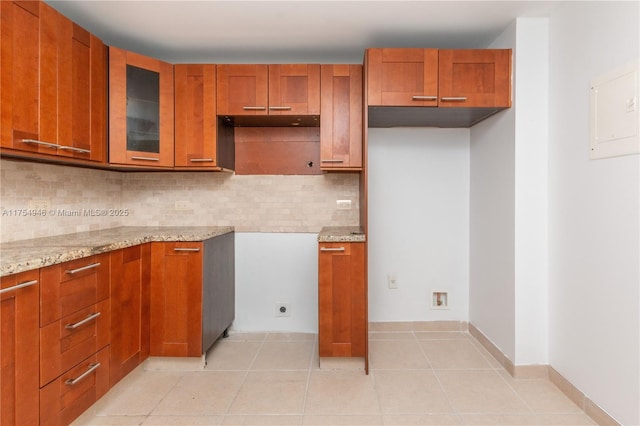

left=0, top=226, right=234, bottom=277
left=318, top=226, right=366, bottom=243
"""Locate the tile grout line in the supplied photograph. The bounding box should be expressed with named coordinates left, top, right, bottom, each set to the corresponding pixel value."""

left=221, top=333, right=268, bottom=420
left=299, top=337, right=318, bottom=424
left=413, top=330, right=459, bottom=417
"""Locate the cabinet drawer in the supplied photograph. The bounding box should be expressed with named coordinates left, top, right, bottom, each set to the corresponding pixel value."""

left=40, top=299, right=110, bottom=387
left=40, top=253, right=109, bottom=326
left=40, top=346, right=109, bottom=426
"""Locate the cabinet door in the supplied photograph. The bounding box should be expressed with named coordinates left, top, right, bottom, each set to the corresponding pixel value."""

left=367, top=48, right=438, bottom=106
left=109, top=47, right=174, bottom=167
left=57, top=19, right=107, bottom=162
left=0, top=1, right=57, bottom=154
left=320, top=64, right=363, bottom=170
left=110, top=244, right=151, bottom=386
left=268, top=64, right=320, bottom=115
left=150, top=242, right=203, bottom=357
left=438, top=49, right=512, bottom=107
left=318, top=242, right=365, bottom=357
left=174, top=64, right=218, bottom=168
left=0, top=270, right=40, bottom=426
left=216, top=64, right=269, bottom=116
left=1, top=2, right=106, bottom=162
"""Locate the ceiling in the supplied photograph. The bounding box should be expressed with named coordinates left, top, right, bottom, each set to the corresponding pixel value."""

left=45, top=1, right=563, bottom=64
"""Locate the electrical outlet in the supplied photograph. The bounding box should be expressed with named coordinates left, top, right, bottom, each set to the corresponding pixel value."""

left=336, top=200, right=352, bottom=210
left=175, top=200, right=190, bottom=211
left=29, top=197, right=50, bottom=210
left=275, top=303, right=290, bottom=317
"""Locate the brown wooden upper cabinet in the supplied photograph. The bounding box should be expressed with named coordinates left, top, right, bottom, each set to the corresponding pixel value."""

left=109, top=47, right=174, bottom=168
left=366, top=48, right=512, bottom=108
left=174, top=64, right=218, bottom=169
left=56, top=14, right=107, bottom=162
left=0, top=1, right=106, bottom=163
left=367, top=48, right=439, bottom=107
left=439, top=49, right=512, bottom=108
left=320, top=64, right=363, bottom=170
left=217, top=64, right=320, bottom=116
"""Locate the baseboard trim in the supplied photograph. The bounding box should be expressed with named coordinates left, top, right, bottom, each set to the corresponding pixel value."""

left=368, top=320, right=468, bottom=332
left=469, top=322, right=620, bottom=426
left=548, top=366, right=621, bottom=426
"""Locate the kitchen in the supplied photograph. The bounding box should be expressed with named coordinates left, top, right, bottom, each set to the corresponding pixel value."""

left=1, top=1, right=639, bottom=425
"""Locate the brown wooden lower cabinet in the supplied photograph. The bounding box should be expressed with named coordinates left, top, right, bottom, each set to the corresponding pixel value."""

left=39, top=299, right=110, bottom=387
left=318, top=242, right=366, bottom=358
left=149, top=234, right=235, bottom=358
left=0, top=270, right=40, bottom=426
left=1, top=235, right=233, bottom=425
left=40, top=346, right=110, bottom=426
left=150, top=242, right=204, bottom=357
left=109, top=244, right=151, bottom=386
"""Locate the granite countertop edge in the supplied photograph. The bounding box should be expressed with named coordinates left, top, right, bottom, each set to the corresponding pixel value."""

left=0, top=226, right=234, bottom=277
left=318, top=226, right=366, bottom=243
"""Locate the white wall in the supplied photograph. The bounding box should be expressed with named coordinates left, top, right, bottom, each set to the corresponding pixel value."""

left=368, top=128, right=470, bottom=322
left=233, top=232, right=319, bottom=332
left=547, top=2, right=639, bottom=425
left=469, top=18, right=550, bottom=366
left=513, top=18, right=549, bottom=366
left=469, top=22, right=517, bottom=362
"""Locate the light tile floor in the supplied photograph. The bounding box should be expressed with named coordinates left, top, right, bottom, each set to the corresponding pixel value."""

left=72, top=331, right=596, bottom=426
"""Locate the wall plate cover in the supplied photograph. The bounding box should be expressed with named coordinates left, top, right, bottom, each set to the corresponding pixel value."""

left=590, top=60, right=639, bottom=159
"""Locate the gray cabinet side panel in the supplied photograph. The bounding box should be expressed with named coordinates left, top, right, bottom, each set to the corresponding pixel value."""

left=202, top=232, right=235, bottom=352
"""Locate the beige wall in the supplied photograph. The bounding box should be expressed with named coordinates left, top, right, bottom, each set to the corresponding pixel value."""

left=0, top=159, right=360, bottom=242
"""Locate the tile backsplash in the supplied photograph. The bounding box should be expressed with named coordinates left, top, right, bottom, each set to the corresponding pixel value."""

left=0, top=159, right=360, bottom=242
left=0, top=160, right=123, bottom=242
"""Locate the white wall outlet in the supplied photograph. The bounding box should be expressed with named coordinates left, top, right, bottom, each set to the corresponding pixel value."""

left=275, top=303, right=290, bottom=317
left=29, top=197, right=50, bottom=210
left=387, top=275, right=398, bottom=289
left=175, top=200, right=190, bottom=211
left=336, top=199, right=352, bottom=210
left=431, top=291, right=449, bottom=309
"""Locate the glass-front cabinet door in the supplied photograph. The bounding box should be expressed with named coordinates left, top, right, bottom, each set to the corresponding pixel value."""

left=109, top=47, right=174, bottom=167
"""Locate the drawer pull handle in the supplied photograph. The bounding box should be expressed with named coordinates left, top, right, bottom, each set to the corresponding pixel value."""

left=65, top=312, right=101, bottom=330
left=190, top=158, right=214, bottom=163
left=65, top=362, right=100, bottom=386
left=242, top=106, right=266, bottom=111
left=0, top=279, right=38, bottom=294
left=268, top=106, right=292, bottom=111
left=321, top=159, right=344, bottom=163
left=58, top=145, right=91, bottom=154
left=412, top=95, right=437, bottom=101
left=173, top=247, right=201, bottom=252
left=320, top=247, right=346, bottom=252
left=131, top=156, right=160, bottom=161
left=21, top=139, right=60, bottom=149
left=440, top=97, right=468, bottom=102
left=66, top=262, right=101, bottom=275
